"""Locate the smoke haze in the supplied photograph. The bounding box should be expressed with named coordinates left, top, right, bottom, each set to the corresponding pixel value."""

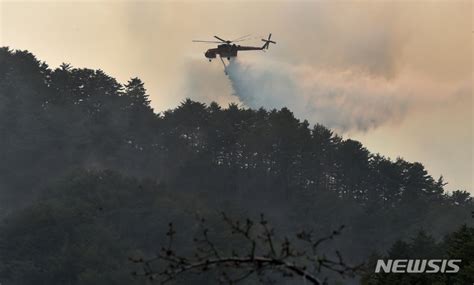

left=226, top=59, right=408, bottom=132
left=1, top=0, right=472, bottom=190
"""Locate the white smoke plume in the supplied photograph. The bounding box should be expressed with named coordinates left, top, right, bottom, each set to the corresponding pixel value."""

left=225, top=59, right=409, bottom=133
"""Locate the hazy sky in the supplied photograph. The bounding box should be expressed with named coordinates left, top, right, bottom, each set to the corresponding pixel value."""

left=1, top=0, right=472, bottom=192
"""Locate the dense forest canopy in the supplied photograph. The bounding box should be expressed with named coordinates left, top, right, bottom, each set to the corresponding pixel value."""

left=0, top=47, right=472, bottom=284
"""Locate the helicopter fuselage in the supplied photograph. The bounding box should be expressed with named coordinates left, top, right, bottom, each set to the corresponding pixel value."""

left=205, top=44, right=262, bottom=60
left=205, top=44, right=237, bottom=59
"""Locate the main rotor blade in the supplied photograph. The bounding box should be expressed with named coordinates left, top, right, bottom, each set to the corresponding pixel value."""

left=231, top=34, right=251, bottom=42
left=231, top=40, right=245, bottom=43
left=214, top=35, right=228, bottom=43
left=232, top=38, right=252, bottom=43
left=192, top=40, right=222, bottom=43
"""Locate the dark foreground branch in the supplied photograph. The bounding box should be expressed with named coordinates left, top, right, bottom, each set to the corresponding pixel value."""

left=130, top=213, right=361, bottom=284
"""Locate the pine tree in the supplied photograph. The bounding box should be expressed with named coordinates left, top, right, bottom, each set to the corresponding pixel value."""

left=124, top=77, right=150, bottom=108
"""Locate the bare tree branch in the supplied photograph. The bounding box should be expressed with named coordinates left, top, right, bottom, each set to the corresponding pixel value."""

left=130, top=213, right=362, bottom=284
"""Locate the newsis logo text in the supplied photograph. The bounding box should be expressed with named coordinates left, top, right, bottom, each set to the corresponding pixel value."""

left=375, top=259, right=461, bottom=274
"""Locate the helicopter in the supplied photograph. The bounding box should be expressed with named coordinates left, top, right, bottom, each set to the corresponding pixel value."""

left=192, top=33, right=276, bottom=72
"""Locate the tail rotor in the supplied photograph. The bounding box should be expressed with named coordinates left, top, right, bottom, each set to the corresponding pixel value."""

left=261, top=33, right=276, bottom=50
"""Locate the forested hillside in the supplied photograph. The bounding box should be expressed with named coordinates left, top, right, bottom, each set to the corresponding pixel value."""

left=0, top=48, right=472, bottom=284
